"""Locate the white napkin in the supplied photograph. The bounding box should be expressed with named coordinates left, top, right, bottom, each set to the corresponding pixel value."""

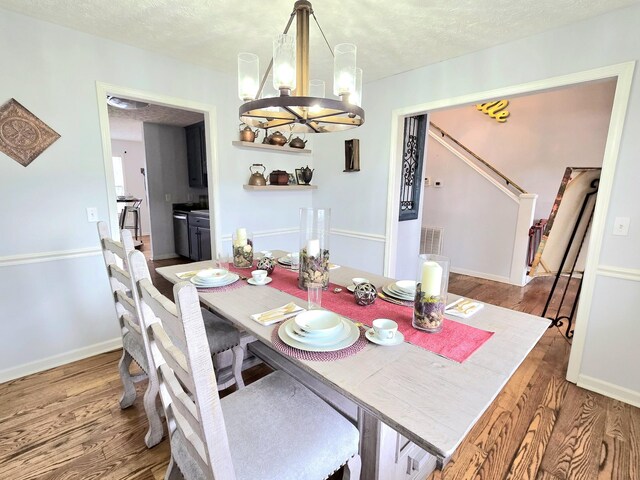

left=445, top=298, right=484, bottom=318
left=176, top=270, right=201, bottom=280
left=250, top=302, right=305, bottom=326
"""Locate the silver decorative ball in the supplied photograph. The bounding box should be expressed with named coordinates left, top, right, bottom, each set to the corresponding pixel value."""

left=354, top=282, right=377, bottom=306
left=256, top=256, right=276, bottom=275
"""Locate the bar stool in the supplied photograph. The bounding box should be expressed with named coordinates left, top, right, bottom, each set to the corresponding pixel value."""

left=120, top=199, right=142, bottom=240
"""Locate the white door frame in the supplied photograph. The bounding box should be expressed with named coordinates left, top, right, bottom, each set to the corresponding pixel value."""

left=95, top=82, right=222, bottom=258
left=383, top=62, right=635, bottom=383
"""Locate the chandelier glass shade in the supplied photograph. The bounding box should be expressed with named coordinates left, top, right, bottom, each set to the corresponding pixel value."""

left=238, top=0, right=364, bottom=133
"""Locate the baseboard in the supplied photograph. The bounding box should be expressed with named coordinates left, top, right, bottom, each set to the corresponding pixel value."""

left=577, top=374, right=640, bottom=408
left=0, top=337, right=123, bottom=384
left=450, top=267, right=512, bottom=285
left=152, top=253, right=179, bottom=261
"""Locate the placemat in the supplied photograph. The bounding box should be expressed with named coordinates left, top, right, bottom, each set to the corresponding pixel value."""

left=271, top=324, right=368, bottom=361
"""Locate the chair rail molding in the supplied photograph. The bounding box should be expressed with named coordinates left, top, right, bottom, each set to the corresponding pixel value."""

left=221, top=227, right=386, bottom=243
left=0, top=247, right=102, bottom=267
left=596, top=265, right=640, bottom=282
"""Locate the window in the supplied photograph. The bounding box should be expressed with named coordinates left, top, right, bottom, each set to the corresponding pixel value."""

left=112, top=156, right=125, bottom=196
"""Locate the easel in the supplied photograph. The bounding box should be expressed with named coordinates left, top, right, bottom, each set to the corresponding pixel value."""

left=541, top=178, right=599, bottom=338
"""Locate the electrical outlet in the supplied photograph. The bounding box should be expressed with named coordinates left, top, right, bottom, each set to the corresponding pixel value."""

left=165, top=193, right=172, bottom=202
left=86, top=207, right=98, bottom=222
left=613, top=217, right=630, bottom=236
left=434, top=180, right=442, bottom=188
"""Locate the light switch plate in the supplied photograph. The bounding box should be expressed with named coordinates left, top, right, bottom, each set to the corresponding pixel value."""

left=613, top=217, right=630, bottom=236
left=86, top=207, right=98, bottom=222
left=165, top=193, right=172, bottom=202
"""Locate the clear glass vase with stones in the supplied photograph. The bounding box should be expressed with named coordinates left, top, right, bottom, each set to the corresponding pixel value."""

left=413, top=254, right=450, bottom=333
left=232, top=228, right=253, bottom=268
left=298, top=208, right=331, bottom=290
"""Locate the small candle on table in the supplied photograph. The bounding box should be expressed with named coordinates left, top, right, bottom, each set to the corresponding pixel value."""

left=307, top=239, right=320, bottom=257
left=421, top=261, right=442, bottom=297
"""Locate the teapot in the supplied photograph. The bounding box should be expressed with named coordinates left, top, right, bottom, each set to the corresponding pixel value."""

left=300, top=165, right=314, bottom=184
left=289, top=136, right=308, bottom=149
left=269, top=130, right=289, bottom=146
left=248, top=164, right=267, bottom=186
left=239, top=125, right=259, bottom=143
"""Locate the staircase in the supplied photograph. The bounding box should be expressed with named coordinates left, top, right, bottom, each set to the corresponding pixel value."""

left=425, top=122, right=537, bottom=286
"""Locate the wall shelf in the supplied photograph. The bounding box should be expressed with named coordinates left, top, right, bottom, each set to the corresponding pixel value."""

left=232, top=140, right=311, bottom=155
left=243, top=184, right=317, bottom=191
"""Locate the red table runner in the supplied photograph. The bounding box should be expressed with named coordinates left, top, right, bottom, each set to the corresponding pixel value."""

left=231, top=263, right=494, bottom=363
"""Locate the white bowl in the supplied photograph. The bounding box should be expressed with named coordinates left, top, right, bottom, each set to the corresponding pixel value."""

left=294, top=310, right=342, bottom=336
left=196, top=268, right=228, bottom=280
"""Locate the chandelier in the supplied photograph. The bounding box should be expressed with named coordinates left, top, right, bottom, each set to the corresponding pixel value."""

left=237, top=0, right=364, bottom=133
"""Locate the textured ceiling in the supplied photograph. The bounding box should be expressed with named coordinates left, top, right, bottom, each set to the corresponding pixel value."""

left=1, top=0, right=639, bottom=82
left=107, top=104, right=203, bottom=127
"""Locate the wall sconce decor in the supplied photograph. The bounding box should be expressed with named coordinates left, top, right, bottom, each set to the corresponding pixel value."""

left=344, top=139, right=360, bottom=172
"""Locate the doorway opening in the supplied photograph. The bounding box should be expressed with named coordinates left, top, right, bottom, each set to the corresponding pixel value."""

left=384, top=62, right=635, bottom=383
left=96, top=83, right=221, bottom=263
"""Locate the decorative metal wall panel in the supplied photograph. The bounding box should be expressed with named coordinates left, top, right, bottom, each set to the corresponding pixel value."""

left=399, top=114, right=427, bottom=221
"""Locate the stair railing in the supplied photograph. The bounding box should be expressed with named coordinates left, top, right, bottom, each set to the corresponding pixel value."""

left=429, top=122, right=527, bottom=195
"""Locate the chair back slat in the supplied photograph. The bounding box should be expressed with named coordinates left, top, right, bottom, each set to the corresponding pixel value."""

left=103, top=237, right=127, bottom=263
left=109, top=264, right=132, bottom=289
left=128, top=250, right=236, bottom=480
left=151, top=322, right=195, bottom=393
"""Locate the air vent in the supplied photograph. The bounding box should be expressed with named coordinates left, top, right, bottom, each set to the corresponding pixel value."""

left=420, top=227, right=443, bottom=255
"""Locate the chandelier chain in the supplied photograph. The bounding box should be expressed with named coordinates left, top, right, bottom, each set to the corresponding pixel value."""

left=311, top=11, right=335, bottom=58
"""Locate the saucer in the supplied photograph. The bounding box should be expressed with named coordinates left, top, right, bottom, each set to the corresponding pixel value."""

left=365, top=328, right=404, bottom=346
left=247, top=277, right=272, bottom=286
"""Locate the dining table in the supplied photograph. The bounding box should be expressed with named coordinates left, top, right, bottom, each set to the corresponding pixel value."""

left=156, top=251, right=549, bottom=479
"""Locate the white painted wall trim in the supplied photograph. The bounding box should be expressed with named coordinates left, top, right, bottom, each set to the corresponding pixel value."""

left=0, top=337, right=123, bottom=384
left=509, top=194, right=538, bottom=286
left=0, top=247, right=101, bottom=267
left=597, top=265, right=640, bottom=282
left=450, top=267, right=512, bottom=285
left=220, top=227, right=386, bottom=243
left=577, top=374, right=640, bottom=408
left=152, top=253, right=179, bottom=261
left=331, top=228, right=386, bottom=243
left=428, top=130, right=520, bottom=203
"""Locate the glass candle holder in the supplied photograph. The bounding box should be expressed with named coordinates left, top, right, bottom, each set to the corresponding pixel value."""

left=413, top=254, right=450, bottom=333
left=232, top=228, right=253, bottom=268
left=298, top=208, right=331, bottom=290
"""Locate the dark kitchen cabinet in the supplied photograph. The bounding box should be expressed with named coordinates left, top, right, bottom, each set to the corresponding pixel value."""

left=188, top=213, right=211, bottom=261
left=185, top=121, right=207, bottom=188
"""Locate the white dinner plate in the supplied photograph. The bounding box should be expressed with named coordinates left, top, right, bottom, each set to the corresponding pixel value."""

left=394, top=280, right=417, bottom=294
left=191, top=272, right=234, bottom=285
left=365, top=328, right=405, bottom=346
left=247, top=277, right=272, bottom=286
left=284, top=319, right=350, bottom=346
left=382, top=284, right=414, bottom=301
left=190, top=273, right=239, bottom=288
left=278, top=317, right=360, bottom=352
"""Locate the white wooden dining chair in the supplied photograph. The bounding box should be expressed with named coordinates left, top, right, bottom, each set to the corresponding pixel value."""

left=128, top=249, right=362, bottom=480
left=97, top=222, right=246, bottom=449
left=97, top=221, right=164, bottom=448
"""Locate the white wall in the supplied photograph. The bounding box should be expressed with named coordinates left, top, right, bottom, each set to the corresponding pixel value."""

left=429, top=80, right=615, bottom=219
left=110, top=139, right=151, bottom=236
left=0, top=9, right=312, bottom=380
left=313, top=4, right=640, bottom=404
left=422, top=139, right=519, bottom=282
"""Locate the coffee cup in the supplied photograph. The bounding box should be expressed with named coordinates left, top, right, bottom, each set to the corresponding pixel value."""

left=251, top=269, right=268, bottom=284
left=372, top=319, right=398, bottom=341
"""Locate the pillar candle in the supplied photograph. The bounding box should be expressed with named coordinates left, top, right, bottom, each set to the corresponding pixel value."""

left=307, top=239, right=320, bottom=257
left=235, top=227, right=247, bottom=246
left=421, top=261, right=442, bottom=297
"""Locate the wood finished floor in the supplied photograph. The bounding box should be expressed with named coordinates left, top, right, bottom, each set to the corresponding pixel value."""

left=1, top=269, right=638, bottom=480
